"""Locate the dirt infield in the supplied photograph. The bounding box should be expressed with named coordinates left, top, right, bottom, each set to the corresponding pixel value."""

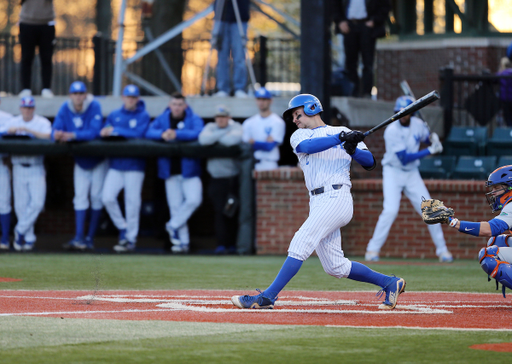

left=0, top=289, right=511, bottom=331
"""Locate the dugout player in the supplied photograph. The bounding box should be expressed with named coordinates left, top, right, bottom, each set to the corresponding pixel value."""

left=145, top=92, right=204, bottom=254
left=6, top=97, right=51, bottom=251
left=101, top=85, right=150, bottom=252
left=439, top=165, right=512, bottom=296
left=365, top=96, right=453, bottom=263
left=0, top=97, right=13, bottom=250
left=53, top=81, right=107, bottom=251
left=231, top=94, right=406, bottom=310
left=242, top=87, right=285, bottom=171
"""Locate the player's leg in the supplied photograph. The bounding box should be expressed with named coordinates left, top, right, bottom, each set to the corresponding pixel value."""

left=101, top=169, right=126, bottom=234
left=18, top=23, right=37, bottom=92
left=86, top=160, right=108, bottom=245
left=230, top=22, right=248, bottom=94
left=69, top=163, right=91, bottom=247
left=366, top=166, right=404, bottom=260
left=403, top=170, right=452, bottom=262
left=19, top=166, right=46, bottom=250
left=164, top=175, right=184, bottom=248
left=0, top=163, right=12, bottom=248
left=170, top=176, right=202, bottom=249
left=479, top=246, right=512, bottom=294
left=315, top=229, right=405, bottom=309
left=12, top=165, right=28, bottom=249
left=38, top=24, right=55, bottom=91
left=232, top=187, right=353, bottom=309
left=122, top=170, right=145, bottom=245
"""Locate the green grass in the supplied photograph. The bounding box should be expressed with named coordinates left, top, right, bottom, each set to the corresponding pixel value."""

left=0, top=254, right=510, bottom=363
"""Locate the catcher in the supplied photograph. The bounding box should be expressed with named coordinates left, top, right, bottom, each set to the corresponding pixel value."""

left=422, top=165, right=512, bottom=296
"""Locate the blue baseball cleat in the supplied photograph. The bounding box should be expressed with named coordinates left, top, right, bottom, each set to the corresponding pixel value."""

left=231, top=289, right=277, bottom=309
left=378, top=277, right=406, bottom=310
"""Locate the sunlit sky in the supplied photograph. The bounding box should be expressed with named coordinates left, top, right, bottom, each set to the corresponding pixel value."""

left=489, top=0, right=512, bottom=32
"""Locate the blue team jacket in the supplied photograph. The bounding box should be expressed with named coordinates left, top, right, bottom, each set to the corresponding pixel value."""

left=145, top=106, right=204, bottom=179
left=52, top=97, right=104, bottom=169
left=105, top=100, right=150, bottom=172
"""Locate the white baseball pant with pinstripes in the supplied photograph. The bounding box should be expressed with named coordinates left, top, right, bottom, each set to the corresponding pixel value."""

left=288, top=184, right=353, bottom=278
left=0, top=162, right=11, bottom=215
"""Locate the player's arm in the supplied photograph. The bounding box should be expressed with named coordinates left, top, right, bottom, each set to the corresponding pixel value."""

left=350, top=147, right=376, bottom=170
left=145, top=114, right=166, bottom=140
left=112, top=113, right=149, bottom=138
left=295, top=134, right=342, bottom=154
left=198, top=123, right=227, bottom=145
left=218, top=123, right=243, bottom=146
left=75, top=103, right=103, bottom=141
left=446, top=217, right=506, bottom=238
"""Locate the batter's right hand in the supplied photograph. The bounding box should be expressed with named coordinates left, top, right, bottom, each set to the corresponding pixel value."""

left=339, top=130, right=365, bottom=143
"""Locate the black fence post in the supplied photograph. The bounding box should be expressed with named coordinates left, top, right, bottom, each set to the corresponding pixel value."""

left=259, top=35, right=267, bottom=87
left=440, top=67, right=454, bottom=137
left=93, top=33, right=109, bottom=95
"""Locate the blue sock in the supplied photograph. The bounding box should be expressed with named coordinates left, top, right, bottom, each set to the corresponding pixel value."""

left=347, top=261, right=393, bottom=288
left=75, top=209, right=87, bottom=240
left=0, top=213, right=10, bottom=243
left=87, top=209, right=102, bottom=239
left=263, top=256, right=303, bottom=300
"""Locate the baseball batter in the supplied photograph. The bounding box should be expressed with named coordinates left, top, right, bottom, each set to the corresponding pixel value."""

left=365, top=96, right=452, bottom=262
left=53, top=81, right=107, bottom=251
left=6, top=96, right=51, bottom=251
left=101, top=85, right=150, bottom=252
left=231, top=94, right=406, bottom=310
left=0, top=97, right=13, bottom=250
left=435, top=165, right=512, bottom=296
left=242, top=87, right=285, bottom=171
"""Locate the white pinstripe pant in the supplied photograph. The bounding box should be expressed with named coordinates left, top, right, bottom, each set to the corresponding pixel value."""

left=0, top=162, right=12, bottom=215
left=288, top=185, right=353, bottom=278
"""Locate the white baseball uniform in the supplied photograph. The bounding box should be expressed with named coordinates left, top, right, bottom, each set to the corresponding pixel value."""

left=0, top=110, right=13, bottom=217
left=243, top=113, right=285, bottom=171
left=289, top=125, right=368, bottom=277
left=366, top=117, right=449, bottom=256
left=8, top=114, right=52, bottom=243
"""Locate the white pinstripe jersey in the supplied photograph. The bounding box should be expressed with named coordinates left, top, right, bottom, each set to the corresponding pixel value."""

left=8, top=114, right=52, bottom=165
left=290, top=125, right=368, bottom=192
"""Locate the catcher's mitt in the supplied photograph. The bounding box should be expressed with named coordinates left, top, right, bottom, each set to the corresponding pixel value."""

left=421, top=198, right=455, bottom=225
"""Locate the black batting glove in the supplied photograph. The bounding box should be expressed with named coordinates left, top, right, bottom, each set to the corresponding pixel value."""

left=343, top=141, right=358, bottom=155
left=339, top=130, right=365, bottom=143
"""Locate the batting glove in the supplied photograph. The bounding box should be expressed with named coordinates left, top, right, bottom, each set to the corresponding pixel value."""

left=339, top=130, right=365, bottom=143
left=427, top=132, right=443, bottom=154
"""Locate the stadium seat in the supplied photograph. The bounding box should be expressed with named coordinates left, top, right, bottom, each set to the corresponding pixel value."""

left=443, top=126, right=488, bottom=156
left=451, top=156, right=497, bottom=180
left=419, top=155, right=457, bottom=179
left=487, top=128, right=512, bottom=156
left=498, top=156, right=512, bottom=168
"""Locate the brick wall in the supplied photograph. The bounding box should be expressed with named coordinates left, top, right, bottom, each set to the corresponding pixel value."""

left=255, top=168, right=492, bottom=259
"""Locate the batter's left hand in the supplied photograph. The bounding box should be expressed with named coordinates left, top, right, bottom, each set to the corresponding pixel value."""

left=339, top=130, right=365, bottom=143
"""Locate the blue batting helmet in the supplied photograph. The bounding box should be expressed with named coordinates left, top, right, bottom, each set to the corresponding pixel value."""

left=282, top=94, right=323, bottom=122
left=485, top=165, right=512, bottom=212
left=394, top=96, right=414, bottom=112
left=254, top=87, right=272, bottom=99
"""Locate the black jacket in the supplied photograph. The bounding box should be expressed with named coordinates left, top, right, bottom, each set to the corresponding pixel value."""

left=332, top=0, right=391, bottom=38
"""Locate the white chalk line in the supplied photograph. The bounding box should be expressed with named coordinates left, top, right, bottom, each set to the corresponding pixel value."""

left=326, top=325, right=512, bottom=332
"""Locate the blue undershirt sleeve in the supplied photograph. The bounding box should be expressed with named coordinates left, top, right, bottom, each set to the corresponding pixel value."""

left=253, top=141, right=278, bottom=151
left=350, top=148, right=374, bottom=168
left=396, top=148, right=431, bottom=166
left=295, top=134, right=341, bottom=154
left=489, top=218, right=511, bottom=236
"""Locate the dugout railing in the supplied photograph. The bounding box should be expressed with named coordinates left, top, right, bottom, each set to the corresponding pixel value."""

left=0, top=139, right=255, bottom=255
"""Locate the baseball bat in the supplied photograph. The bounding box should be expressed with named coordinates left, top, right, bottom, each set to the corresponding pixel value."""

left=363, top=90, right=440, bottom=137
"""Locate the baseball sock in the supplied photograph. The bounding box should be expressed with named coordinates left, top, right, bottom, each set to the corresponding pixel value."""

left=0, top=213, right=10, bottom=243
left=263, top=256, right=303, bottom=300
left=86, top=209, right=102, bottom=239
left=347, top=261, right=394, bottom=288
left=74, top=209, right=87, bottom=240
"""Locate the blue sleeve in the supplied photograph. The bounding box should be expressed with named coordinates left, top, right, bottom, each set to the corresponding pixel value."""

left=145, top=114, right=165, bottom=140
left=350, top=148, right=374, bottom=168
left=51, top=106, right=66, bottom=140
left=175, top=115, right=204, bottom=141
left=396, top=148, right=431, bottom=166
left=253, top=141, right=277, bottom=151
left=489, top=218, right=511, bottom=236
left=295, top=134, right=341, bottom=154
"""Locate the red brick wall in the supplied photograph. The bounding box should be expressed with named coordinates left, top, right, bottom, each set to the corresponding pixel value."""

left=255, top=168, right=492, bottom=259
left=375, top=43, right=509, bottom=102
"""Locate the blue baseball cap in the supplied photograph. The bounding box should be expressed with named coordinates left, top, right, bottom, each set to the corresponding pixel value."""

left=20, top=96, right=35, bottom=108
left=123, top=84, right=140, bottom=97
left=69, top=81, right=87, bottom=93
left=254, top=87, right=272, bottom=99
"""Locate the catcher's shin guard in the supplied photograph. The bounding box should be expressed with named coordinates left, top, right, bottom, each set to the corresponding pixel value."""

left=479, top=246, right=512, bottom=297
left=487, top=234, right=512, bottom=248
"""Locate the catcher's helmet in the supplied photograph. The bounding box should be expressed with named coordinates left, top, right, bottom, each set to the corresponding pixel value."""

left=282, top=94, right=323, bottom=123
left=394, top=96, right=414, bottom=112
left=485, top=165, right=512, bottom=212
